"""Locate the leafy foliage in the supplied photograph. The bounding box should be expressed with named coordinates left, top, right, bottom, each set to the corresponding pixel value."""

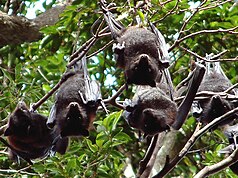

left=0, top=0, right=238, bottom=177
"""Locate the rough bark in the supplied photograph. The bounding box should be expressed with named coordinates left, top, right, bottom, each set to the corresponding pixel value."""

left=0, top=5, right=66, bottom=47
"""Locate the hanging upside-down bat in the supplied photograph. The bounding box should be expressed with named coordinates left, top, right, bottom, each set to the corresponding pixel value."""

left=47, top=56, right=104, bottom=138
left=123, top=63, right=205, bottom=137
left=192, top=57, right=237, bottom=125
left=3, top=101, right=68, bottom=164
left=123, top=82, right=177, bottom=137
left=100, top=1, right=169, bottom=87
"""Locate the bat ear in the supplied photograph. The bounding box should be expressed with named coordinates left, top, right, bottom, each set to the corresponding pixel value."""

left=4, top=127, right=13, bottom=136
left=159, top=60, right=170, bottom=69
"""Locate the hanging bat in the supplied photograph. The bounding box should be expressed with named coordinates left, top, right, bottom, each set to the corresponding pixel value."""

left=192, top=59, right=237, bottom=125
left=123, top=83, right=178, bottom=137
left=3, top=101, right=68, bottom=164
left=123, top=62, right=205, bottom=137
left=100, top=1, right=169, bottom=87
left=47, top=56, right=104, bottom=138
left=122, top=69, right=180, bottom=136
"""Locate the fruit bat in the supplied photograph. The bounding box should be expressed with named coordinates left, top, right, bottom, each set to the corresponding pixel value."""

left=100, top=1, right=169, bottom=87
left=3, top=101, right=68, bottom=164
left=47, top=56, right=103, bottom=138
left=192, top=59, right=237, bottom=125
left=123, top=63, right=205, bottom=137
left=123, top=67, right=178, bottom=137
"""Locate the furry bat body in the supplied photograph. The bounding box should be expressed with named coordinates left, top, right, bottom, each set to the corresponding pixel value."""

left=124, top=63, right=205, bottom=137
left=4, top=102, right=68, bottom=163
left=124, top=83, right=177, bottom=136
left=101, top=2, right=169, bottom=86
left=114, top=26, right=169, bottom=87
left=47, top=56, right=102, bottom=138
left=193, top=60, right=236, bottom=125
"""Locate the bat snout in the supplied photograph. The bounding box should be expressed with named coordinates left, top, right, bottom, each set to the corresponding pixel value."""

left=138, top=54, right=149, bottom=66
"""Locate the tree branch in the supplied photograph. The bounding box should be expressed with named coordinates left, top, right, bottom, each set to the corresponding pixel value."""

left=194, top=148, right=238, bottom=178
left=0, top=5, right=67, bottom=47
left=153, top=106, right=238, bottom=177
left=103, top=84, right=126, bottom=110
left=169, top=26, right=238, bottom=52
left=139, top=133, right=166, bottom=178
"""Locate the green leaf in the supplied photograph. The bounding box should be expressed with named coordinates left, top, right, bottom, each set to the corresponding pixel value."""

left=86, top=139, right=98, bottom=153
left=0, top=67, right=13, bottom=83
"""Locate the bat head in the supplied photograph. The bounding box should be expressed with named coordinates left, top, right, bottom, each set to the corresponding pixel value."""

left=125, top=53, right=160, bottom=87
left=59, top=102, right=90, bottom=137
left=4, top=102, right=32, bottom=137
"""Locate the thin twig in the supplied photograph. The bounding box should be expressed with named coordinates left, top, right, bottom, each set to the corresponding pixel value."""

left=0, top=124, right=7, bottom=136
left=139, top=132, right=166, bottom=178
left=175, top=91, right=238, bottom=103
left=103, top=84, right=126, bottom=110
left=169, top=0, right=207, bottom=52
left=199, top=0, right=232, bottom=11
left=31, top=72, right=74, bottom=111
left=194, top=148, right=238, bottom=178
left=156, top=0, right=179, bottom=22
left=169, top=26, right=238, bottom=52
left=87, top=40, right=114, bottom=59
left=224, top=83, right=238, bottom=94
left=179, top=46, right=204, bottom=60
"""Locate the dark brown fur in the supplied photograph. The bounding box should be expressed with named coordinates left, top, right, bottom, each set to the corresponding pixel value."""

left=48, top=64, right=100, bottom=138
left=4, top=102, right=68, bottom=162
left=195, top=62, right=236, bottom=125
left=124, top=85, right=177, bottom=136
left=114, top=26, right=167, bottom=87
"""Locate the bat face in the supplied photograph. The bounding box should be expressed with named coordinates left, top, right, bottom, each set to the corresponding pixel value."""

left=4, top=102, right=67, bottom=162
left=124, top=87, right=177, bottom=136
left=198, top=95, right=234, bottom=124
left=59, top=102, right=89, bottom=137
left=113, top=26, right=168, bottom=87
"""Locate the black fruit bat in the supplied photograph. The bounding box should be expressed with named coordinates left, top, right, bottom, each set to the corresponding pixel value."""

left=3, top=101, right=68, bottom=164
left=123, top=83, right=177, bottom=137
left=192, top=59, right=237, bottom=125
left=100, top=1, right=169, bottom=87
left=123, top=62, right=205, bottom=137
left=47, top=56, right=104, bottom=138
left=219, top=124, right=238, bottom=175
